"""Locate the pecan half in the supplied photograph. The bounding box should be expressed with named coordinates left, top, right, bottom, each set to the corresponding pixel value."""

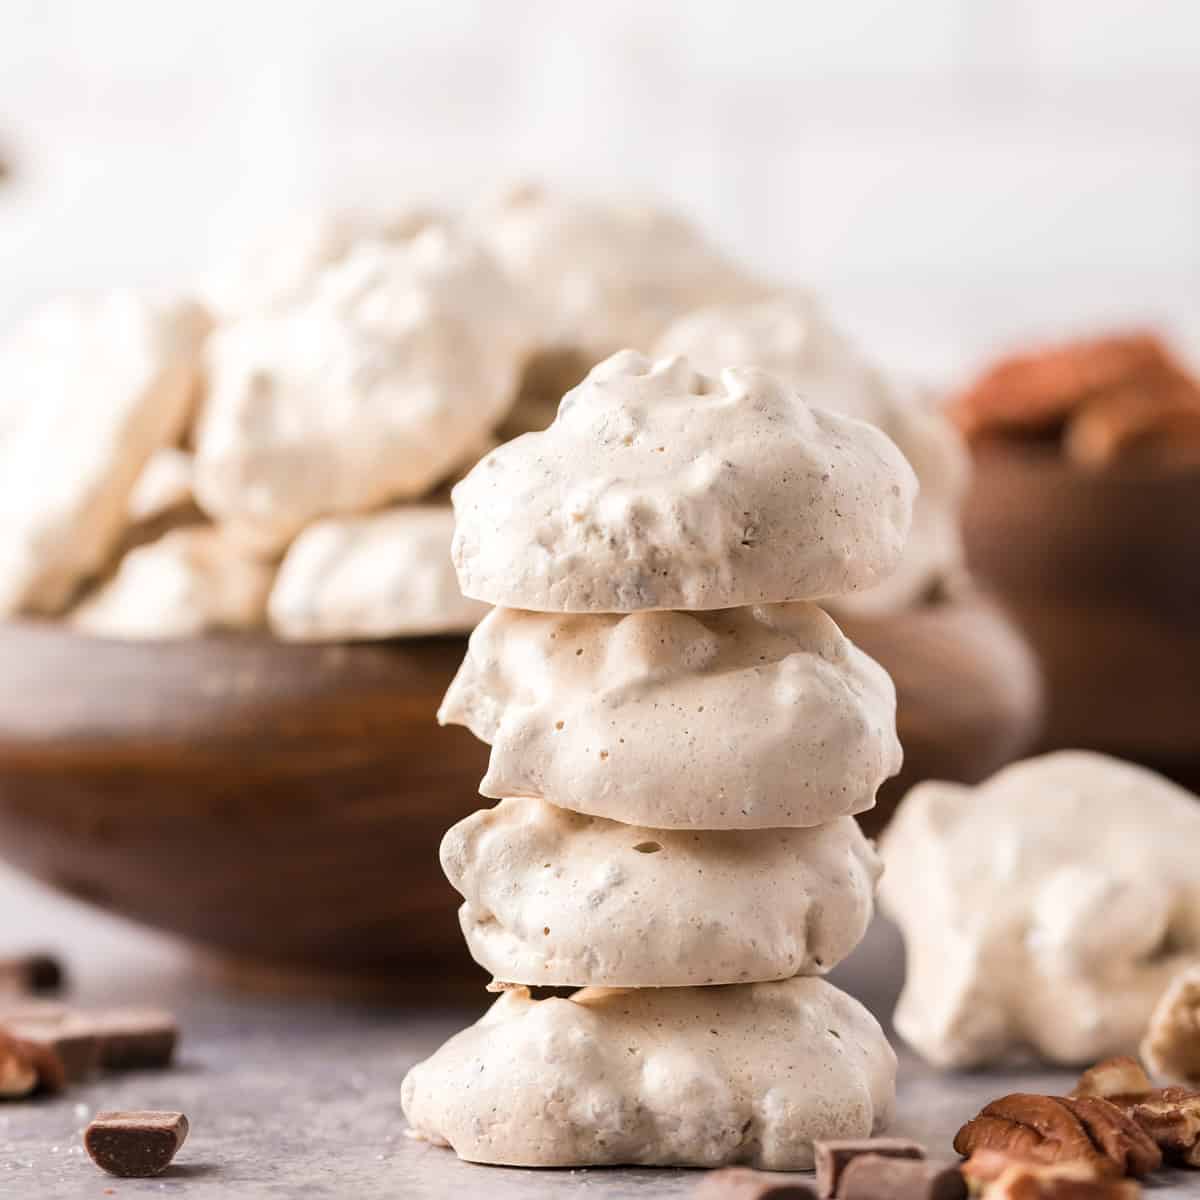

left=953, top=1094, right=1160, bottom=1178
left=1063, top=361, right=1200, bottom=468
left=1072, top=1055, right=1200, bottom=1167
left=951, top=333, right=1171, bottom=440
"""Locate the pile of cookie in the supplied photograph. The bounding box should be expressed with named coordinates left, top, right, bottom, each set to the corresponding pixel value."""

left=401, top=348, right=918, bottom=1169
left=953, top=330, right=1200, bottom=469
left=0, top=186, right=965, bottom=641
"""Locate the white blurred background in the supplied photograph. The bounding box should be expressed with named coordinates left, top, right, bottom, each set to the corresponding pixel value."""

left=2, top=0, right=1198, bottom=380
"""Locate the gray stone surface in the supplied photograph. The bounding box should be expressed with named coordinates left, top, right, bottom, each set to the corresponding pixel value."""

left=1, top=866, right=1196, bottom=1198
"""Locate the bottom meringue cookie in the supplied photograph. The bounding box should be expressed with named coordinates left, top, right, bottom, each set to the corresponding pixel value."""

left=401, top=978, right=895, bottom=1169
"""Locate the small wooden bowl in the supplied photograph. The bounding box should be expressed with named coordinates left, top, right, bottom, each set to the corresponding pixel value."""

left=0, top=599, right=1038, bottom=986
left=962, top=440, right=1200, bottom=770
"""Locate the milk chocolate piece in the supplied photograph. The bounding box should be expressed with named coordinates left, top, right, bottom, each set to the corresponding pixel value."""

left=85, top=1111, right=189, bottom=1178
left=0, top=1000, right=69, bottom=1024
left=92, top=1008, right=178, bottom=1070
left=838, top=1156, right=965, bottom=1200
left=815, top=1137, right=926, bottom=1196
left=0, top=1004, right=177, bottom=1078
left=3, top=1015, right=101, bottom=1083
left=0, top=954, right=63, bottom=995
left=693, top=1166, right=818, bottom=1198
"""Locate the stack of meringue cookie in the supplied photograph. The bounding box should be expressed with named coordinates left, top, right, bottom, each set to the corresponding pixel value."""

left=401, top=349, right=918, bottom=1170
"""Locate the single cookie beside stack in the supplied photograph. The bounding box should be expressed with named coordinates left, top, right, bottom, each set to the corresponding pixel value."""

left=402, top=351, right=916, bottom=1170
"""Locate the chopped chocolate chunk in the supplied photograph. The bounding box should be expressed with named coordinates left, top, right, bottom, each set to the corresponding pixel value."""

left=0, top=1004, right=178, bottom=1080
left=814, top=1137, right=925, bottom=1196
left=92, top=1007, right=178, bottom=1070
left=0, top=1000, right=69, bottom=1024
left=692, top=1166, right=818, bottom=1198
left=838, top=1156, right=965, bottom=1200
left=2, top=1015, right=101, bottom=1084
left=85, top=1111, right=189, bottom=1178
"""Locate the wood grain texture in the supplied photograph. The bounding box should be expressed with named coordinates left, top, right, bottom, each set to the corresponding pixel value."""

left=0, top=623, right=490, bottom=983
left=962, top=440, right=1200, bottom=761
left=0, top=602, right=1039, bottom=981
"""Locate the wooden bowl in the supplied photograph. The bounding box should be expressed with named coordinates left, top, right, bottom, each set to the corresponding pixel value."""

left=0, top=599, right=1038, bottom=985
left=962, top=440, right=1200, bottom=771
left=0, top=623, right=490, bottom=988
left=839, top=593, right=1042, bottom=835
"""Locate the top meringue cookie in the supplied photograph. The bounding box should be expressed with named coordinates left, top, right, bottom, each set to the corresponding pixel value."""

left=451, top=351, right=917, bottom=612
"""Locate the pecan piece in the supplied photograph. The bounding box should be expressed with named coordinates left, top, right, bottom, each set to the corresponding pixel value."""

left=1108, top=1088, right=1200, bottom=1169
left=1071, top=1058, right=1152, bottom=1100
left=1131, top=1087, right=1200, bottom=1167
left=1072, top=1053, right=1200, bottom=1167
left=0, top=1029, right=65, bottom=1098
left=981, top=1159, right=1140, bottom=1199
left=953, top=1094, right=1160, bottom=1178
left=1140, top=965, right=1200, bottom=1084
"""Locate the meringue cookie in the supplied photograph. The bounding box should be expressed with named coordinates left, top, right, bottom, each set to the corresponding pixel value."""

left=451, top=352, right=917, bottom=613
left=199, top=207, right=438, bottom=320
left=402, top=978, right=896, bottom=1169
left=654, top=296, right=969, bottom=615
left=128, top=447, right=194, bottom=525
left=442, top=798, right=880, bottom=987
left=0, top=292, right=209, bottom=615
left=268, top=506, right=488, bottom=641
left=195, top=226, right=531, bottom=552
left=440, top=602, right=899, bottom=828
left=473, top=184, right=764, bottom=362
left=880, top=752, right=1200, bottom=1069
left=71, top=527, right=272, bottom=639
